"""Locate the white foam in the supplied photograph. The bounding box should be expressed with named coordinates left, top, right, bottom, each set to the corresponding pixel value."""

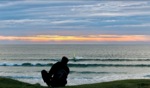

left=67, top=73, right=150, bottom=85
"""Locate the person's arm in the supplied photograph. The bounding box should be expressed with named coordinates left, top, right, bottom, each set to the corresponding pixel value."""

left=49, top=62, right=59, bottom=77
left=49, top=64, right=55, bottom=77
left=65, top=66, right=70, bottom=75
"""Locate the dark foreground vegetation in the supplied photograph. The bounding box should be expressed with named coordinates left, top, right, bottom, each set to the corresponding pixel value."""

left=1, top=77, right=150, bottom=88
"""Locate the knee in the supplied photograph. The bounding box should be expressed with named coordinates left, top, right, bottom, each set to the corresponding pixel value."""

left=41, top=70, right=47, bottom=73
left=41, top=70, right=49, bottom=76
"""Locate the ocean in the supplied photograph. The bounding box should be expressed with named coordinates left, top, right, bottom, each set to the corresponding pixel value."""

left=0, top=44, right=150, bottom=86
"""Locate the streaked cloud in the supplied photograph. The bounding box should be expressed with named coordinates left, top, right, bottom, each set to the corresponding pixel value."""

left=0, top=0, right=150, bottom=44
left=70, top=1, right=150, bottom=17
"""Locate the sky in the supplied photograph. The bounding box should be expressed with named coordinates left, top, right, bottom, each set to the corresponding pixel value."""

left=0, top=0, right=150, bottom=44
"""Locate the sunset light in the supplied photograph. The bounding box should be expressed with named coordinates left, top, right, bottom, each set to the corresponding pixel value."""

left=0, top=35, right=149, bottom=43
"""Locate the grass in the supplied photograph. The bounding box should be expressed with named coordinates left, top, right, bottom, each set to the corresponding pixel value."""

left=66, top=79, right=150, bottom=88
left=0, top=77, right=45, bottom=88
left=1, top=77, right=150, bottom=88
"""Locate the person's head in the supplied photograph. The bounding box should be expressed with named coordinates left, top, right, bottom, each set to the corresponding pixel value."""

left=61, top=56, right=69, bottom=64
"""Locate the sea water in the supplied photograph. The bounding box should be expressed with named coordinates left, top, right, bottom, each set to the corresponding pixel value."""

left=0, top=44, right=150, bottom=86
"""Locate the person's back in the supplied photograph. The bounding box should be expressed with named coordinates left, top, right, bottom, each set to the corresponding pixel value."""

left=41, top=56, right=69, bottom=87
left=49, top=61, right=69, bottom=87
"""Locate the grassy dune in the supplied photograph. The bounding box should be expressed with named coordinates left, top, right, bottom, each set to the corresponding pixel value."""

left=1, top=77, right=150, bottom=88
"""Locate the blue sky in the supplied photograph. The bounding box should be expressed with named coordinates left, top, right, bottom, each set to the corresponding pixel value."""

left=0, top=0, right=150, bottom=44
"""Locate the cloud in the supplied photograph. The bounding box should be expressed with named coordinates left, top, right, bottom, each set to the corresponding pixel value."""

left=50, top=19, right=89, bottom=24
left=106, top=23, right=150, bottom=28
left=0, top=19, right=46, bottom=24
left=0, top=1, right=21, bottom=7
left=1, top=1, right=150, bottom=18
left=0, top=19, right=48, bottom=29
left=70, top=1, right=150, bottom=17
left=0, top=0, right=150, bottom=41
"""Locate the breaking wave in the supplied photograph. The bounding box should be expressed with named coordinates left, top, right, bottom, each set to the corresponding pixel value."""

left=2, top=58, right=150, bottom=62
left=1, top=62, right=150, bottom=67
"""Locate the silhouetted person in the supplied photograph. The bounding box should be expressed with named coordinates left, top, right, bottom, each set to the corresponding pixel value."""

left=41, top=56, right=70, bottom=87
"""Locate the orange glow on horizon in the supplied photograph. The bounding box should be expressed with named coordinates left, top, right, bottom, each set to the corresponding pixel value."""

left=0, top=34, right=149, bottom=43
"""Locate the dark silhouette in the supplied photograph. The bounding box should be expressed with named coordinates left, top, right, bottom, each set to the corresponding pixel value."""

left=41, top=56, right=70, bottom=87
